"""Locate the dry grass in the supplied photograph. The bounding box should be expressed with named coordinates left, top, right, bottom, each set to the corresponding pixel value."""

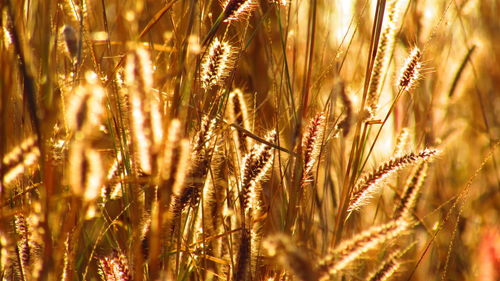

left=1, top=0, right=499, bottom=280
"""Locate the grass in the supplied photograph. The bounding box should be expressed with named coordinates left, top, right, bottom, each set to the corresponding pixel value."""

left=0, top=0, right=499, bottom=280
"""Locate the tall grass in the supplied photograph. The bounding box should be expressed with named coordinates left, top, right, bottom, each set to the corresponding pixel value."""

left=1, top=0, right=499, bottom=280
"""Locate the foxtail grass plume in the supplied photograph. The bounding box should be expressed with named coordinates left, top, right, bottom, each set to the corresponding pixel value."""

left=393, top=161, right=429, bottom=219
left=366, top=0, right=402, bottom=116
left=66, top=71, right=106, bottom=137
left=227, top=88, right=253, bottom=154
left=201, top=38, right=234, bottom=90
left=240, top=130, right=276, bottom=213
left=398, top=47, right=422, bottom=91
left=69, top=144, right=104, bottom=201
left=301, top=112, right=326, bottom=187
left=318, top=219, right=409, bottom=280
left=169, top=116, right=215, bottom=237
left=222, top=0, right=257, bottom=22
left=180, top=116, right=216, bottom=207
left=160, top=119, right=190, bottom=197
left=366, top=247, right=404, bottom=281
left=101, top=152, right=126, bottom=203
left=1, top=136, right=40, bottom=186
left=98, top=252, right=131, bottom=281
left=14, top=214, right=31, bottom=280
left=13, top=212, right=42, bottom=280
left=393, top=128, right=410, bottom=158
left=126, top=47, right=163, bottom=175
left=348, top=149, right=438, bottom=213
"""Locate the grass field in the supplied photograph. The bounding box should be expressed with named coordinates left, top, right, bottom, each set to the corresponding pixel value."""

left=0, top=0, right=499, bottom=280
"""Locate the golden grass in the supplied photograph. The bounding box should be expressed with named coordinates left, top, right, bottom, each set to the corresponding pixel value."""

left=0, top=0, right=499, bottom=280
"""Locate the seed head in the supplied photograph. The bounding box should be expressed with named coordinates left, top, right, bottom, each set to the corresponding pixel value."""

left=201, top=38, right=234, bottom=90
left=398, top=47, right=423, bottom=91
left=222, top=0, right=257, bottom=22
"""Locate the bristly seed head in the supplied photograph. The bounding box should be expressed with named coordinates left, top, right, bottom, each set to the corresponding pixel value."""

left=222, top=0, right=257, bottom=22
left=98, top=252, right=131, bottom=281
left=301, top=112, right=326, bottom=187
left=398, top=47, right=422, bottom=91
left=201, top=38, right=234, bottom=90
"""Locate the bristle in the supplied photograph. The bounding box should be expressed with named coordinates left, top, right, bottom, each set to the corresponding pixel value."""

left=1, top=136, right=40, bottom=185
left=366, top=0, right=402, bottom=116
left=318, top=219, right=408, bottom=279
left=366, top=248, right=404, bottom=281
left=301, top=112, right=326, bottom=187
left=264, top=234, right=317, bottom=281
left=393, top=161, right=429, bottom=219
left=98, top=252, right=131, bottom=281
left=240, top=130, right=276, bottom=214
left=201, top=38, right=234, bottom=90
left=222, top=0, right=257, bottom=22
left=398, top=47, right=423, bottom=91
left=348, top=149, right=439, bottom=213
